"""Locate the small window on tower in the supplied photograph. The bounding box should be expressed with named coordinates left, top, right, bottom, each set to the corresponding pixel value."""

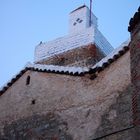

left=79, top=20, right=83, bottom=23
left=76, top=18, right=80, bottom=22
left=26, top=76, right=30, bottom=85
left=73, top=22, right=77, bottom=26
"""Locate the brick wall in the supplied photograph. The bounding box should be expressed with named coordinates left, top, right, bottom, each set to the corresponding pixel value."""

left=37, top=44, right=105, bottom=67
left=130, top=21, right=140, bottom=139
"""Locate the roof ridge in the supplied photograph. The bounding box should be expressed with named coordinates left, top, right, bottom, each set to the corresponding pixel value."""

left=70, top=5, right=87, bottom=14
left=0, top=44, right=130, bottom=96
left=128, top=6, right=140, bottom=32
left=28, top=64, right=89, bottom=73
left=91, top=39, right=130, bottom=70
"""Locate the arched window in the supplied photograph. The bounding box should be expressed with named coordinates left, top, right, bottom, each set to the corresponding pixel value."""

left=26, top=76, right=30, bottom=85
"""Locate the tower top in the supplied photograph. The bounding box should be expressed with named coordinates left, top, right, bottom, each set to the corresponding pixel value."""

left=34, top=5, right=113, bottom=64
left=69, top=5, right=98, bottom=34
left=70, top=5, right=86, bottom=13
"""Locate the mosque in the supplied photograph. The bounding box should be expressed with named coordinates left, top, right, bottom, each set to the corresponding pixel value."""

left=0, top=4, right=140, bottom=140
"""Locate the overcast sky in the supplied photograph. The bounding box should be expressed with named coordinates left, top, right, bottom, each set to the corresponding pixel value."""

left=0, top=0, right=139, bottom=87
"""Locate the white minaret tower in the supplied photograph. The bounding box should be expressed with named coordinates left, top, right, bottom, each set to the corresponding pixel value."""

left=69, top=5, right=98, bottom=34
left=34, top=5, right=114, bottom=67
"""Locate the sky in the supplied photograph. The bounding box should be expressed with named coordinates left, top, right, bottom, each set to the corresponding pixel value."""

left=0, top=0, right=139, bottom=87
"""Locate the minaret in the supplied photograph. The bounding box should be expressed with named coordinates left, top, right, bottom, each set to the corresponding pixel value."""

left=34, top=5, right=113, bottom=67
left=69, top=5, right=97, bottom=34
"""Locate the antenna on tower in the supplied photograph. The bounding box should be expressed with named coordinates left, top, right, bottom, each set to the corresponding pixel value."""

left=89, top=0, right=92, bottom=26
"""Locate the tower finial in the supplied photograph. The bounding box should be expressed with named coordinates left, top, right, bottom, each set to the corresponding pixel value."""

left=90, top=0, right=93, bottom=26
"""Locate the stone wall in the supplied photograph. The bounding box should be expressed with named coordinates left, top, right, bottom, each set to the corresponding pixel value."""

left=0, top=51, right=133, bottom=140
left=37, top=44, right=105, bottom=67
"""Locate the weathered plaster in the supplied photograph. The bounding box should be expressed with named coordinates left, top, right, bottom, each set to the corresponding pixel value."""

left=0, top=52, right=131, bottom=140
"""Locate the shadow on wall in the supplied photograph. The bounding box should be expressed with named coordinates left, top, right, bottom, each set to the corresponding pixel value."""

left=0, top=113, right=73, bottom=140
left=92, top=84, right=134, bottom=140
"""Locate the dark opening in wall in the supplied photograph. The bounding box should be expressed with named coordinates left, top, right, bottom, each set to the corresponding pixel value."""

left=26, top=76, right=30, bottom=85
left=31, top=99, right=36, bottom=105
left=76, top=18, right=80, bottom=22
left=73, top=22, right=77, bottom=26
left=79, top=20, right=83, bottom=23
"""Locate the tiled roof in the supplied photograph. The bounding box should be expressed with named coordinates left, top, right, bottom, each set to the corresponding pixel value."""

left=0, top=42, right=130, bottom=96
left=128, top=6, right=140, bottom=32
left=26, top=63, right=89, bottom=75
left=90, top=39, right=130, bottom=72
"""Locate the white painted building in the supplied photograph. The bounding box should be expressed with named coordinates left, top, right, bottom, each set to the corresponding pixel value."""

left=34, top=5, right=114, bottom=64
